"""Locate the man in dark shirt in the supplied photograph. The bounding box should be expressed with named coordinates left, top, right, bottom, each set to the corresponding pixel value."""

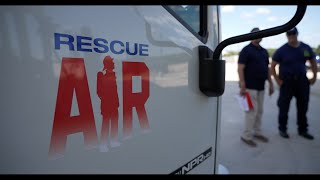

left=238, top=27, right=274, bottom=147
left=271, top=27, right=317, bottom=140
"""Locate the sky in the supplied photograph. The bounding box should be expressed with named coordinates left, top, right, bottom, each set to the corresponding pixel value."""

left=220, top=5, right=320, bottom=53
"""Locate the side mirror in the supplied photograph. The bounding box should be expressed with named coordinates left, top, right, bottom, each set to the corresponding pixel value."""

left=199, top=5, right=307, bottom=97
left=199, top=46, right=225, bottom=97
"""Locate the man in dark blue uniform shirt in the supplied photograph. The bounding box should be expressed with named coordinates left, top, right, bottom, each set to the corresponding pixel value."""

left=271, top=27, right=317, bottom=140
left=238, top=27, right=274, bottom=147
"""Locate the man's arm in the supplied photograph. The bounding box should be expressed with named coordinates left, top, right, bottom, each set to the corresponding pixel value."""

left=268, top=68, right=274, bottom=96
left=270, top=60, right=283, bottom=87
left=238, top=64, right=246, bottom=96
left=308, top=58, right=317, bottom=85
left=268, top=68, right=273, bottom=84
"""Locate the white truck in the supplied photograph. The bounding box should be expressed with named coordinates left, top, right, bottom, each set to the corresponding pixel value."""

left=0, top=5, right=306, bottom=174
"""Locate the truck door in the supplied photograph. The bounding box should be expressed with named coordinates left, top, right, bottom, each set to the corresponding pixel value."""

left=0, top=5, right=221, bottom=174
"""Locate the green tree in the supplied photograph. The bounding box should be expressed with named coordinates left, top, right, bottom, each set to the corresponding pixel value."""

left=267, top=48, right=277, bottom=57
left=224, top=51, right=239, bottom=57
left=316, top=45, right=320, bottom=55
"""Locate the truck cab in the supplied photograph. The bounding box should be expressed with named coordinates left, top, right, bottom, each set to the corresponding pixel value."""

left=0, top=4, right=306, bottom=174
left=0, top=5, right=222, bottom=174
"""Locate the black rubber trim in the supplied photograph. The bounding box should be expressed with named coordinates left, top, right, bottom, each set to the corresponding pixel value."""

left=213, top=5, right=221, bottom=174
left=163, top=5, right=208, bottom=44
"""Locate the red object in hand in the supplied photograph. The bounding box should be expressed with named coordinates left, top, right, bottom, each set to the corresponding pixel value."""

left=245, top=92, right=254, bottom=110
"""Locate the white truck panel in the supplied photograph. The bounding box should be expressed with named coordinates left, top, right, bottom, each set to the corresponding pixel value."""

left=0, top=5, right=220, bottom=174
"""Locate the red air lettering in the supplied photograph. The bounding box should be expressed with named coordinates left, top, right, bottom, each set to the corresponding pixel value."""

left=122, top=62, right=150, bottom=138
left=49, top=56, right=151, bottom=159
left=49, top=58, right=98, bottom=159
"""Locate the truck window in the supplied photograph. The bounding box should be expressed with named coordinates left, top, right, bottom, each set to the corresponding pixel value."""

left=164, top=5, right=208, bottom=43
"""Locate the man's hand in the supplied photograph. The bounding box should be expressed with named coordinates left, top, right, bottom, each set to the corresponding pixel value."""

left=269, top=82, right=274, bottom=96
left=239, top=81, right=246, bottom=96
left=309, top=76, right=316, bottom=85
left=276, top=78, right=283, bottom=87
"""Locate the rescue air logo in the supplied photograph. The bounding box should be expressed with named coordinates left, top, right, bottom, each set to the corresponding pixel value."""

left=49, top=33, right=150, bottom=160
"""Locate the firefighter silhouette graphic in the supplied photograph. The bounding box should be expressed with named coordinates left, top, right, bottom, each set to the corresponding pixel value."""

left=97, top=56, right=120, bottom=152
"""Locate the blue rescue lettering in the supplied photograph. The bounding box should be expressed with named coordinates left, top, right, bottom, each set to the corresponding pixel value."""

left=54, top=32, right=149, bottom=56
